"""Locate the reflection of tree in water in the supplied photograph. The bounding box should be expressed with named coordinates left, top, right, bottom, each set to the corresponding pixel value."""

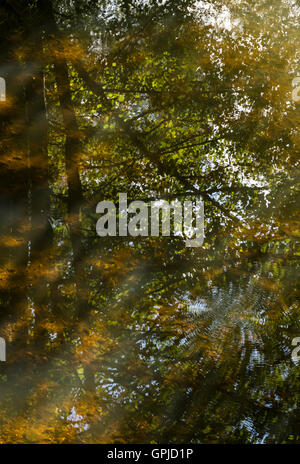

left=0, top=0, right=299, bottom=444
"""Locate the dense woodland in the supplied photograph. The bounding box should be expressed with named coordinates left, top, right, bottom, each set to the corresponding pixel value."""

left=0, top=0, right=299, bottom=443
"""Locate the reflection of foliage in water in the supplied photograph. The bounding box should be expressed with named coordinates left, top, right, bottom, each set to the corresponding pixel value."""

left=0, top=0, right=299, bottom=443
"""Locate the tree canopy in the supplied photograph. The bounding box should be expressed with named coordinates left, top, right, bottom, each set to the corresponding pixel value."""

left=0, top=0, right=299, bottom=443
